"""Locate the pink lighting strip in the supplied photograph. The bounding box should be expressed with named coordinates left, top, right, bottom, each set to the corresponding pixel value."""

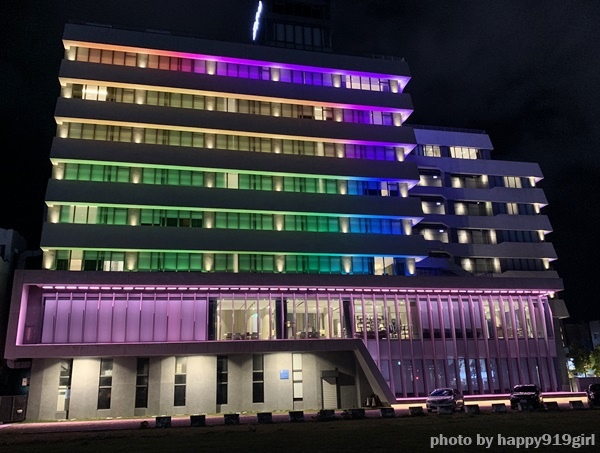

left=37, top=283, right=555, bottom=296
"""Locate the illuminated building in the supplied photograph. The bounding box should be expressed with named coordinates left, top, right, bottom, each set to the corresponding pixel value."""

left=4, top=21, right=566, bottom=420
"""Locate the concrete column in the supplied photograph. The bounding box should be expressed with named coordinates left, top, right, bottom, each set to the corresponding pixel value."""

left=400, top=183, right=409, bottom=198
left=205, top=134, right=215, bottom=149
left=130, top=167, right=142, bottom=184
left=395, top=146, right=405, bottom=161
left=275, top=254, right=285, bottom=273
left=402, top=219, right=412, bottom=235
left=337, top=180, right=348, bottom=194
left=390, top=79, right=399, bottom=93
left=273, top=175, right=283, bottom=191
left=61, top=84, right=73, bottom=98
left=339, top=217, right=350, bottom=233
left=405, top=258, right=416, bottom=276
left=233, top=253, right=239, bottom=273
left=137, top=54, right=149, bottom=68
left=57, top=123, right=69, bottom=138
left=203, top=211, right=215, bottom=228
left=332, top=74, right=342, bottom=87
left=47, top=205, right=60, bottom=223
left=128, top=208, right=141, bottom=226
left=65, top=46, right=76, bottom=61
left=134, top=89, right=146, bottom=105
left=206, top=60, right=216, bottom=75
left=318, top=179, right=325, bottom=193
left=43, top=250, right=56, bottom=270
left=206, top=97, right=216, bottom=111
left=316, top=142, right=324, bottom=156
left=69, top=250, right=83, bottom=271
left=341, top=256, right=352, bottom=274
left=133, top=127, right=144, bottom=143
left=205, top=172, right=216, bottom=188
left=271, top=67, right=280, bottom=81
left=53, top=162, right=66, bottom=180
left=203, top=253, right=215, bottom=272
left=274, top=214, right=284, bottom=231
left=393, top=112, right=402, bottom=126
left=125, top=252, right=137, bottom=271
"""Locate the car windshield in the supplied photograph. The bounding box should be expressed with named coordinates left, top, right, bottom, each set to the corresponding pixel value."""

left=430, top=389, right=453, bottom=396
left=589, top=384, right=600, bottom=391
left=513, top=385, right=538, bottom=393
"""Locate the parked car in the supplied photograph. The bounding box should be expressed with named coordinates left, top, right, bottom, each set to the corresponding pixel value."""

left=509, top=384, right=543, bottom=409
left=425, top=388, right=464, bottom=412
left=585, top=383, right=600, bottom=408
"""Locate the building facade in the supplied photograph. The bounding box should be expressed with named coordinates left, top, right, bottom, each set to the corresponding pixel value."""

left=4, top=22, right=566, bottom=420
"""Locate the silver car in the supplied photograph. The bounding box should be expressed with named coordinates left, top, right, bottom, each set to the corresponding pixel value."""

left=426, top=388, right=464, bottom=412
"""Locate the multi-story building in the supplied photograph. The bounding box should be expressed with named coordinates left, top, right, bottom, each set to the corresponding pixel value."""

left=4, top=21, right=566, bottom=421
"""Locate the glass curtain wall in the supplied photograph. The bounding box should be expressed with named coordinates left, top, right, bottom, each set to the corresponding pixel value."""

left=36, top=289, right=557, bottom=395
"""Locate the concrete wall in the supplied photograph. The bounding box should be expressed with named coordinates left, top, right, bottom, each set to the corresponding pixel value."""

left=26, top=359, right=61, bottom=420
left=26, top=351, right=366, bottom=420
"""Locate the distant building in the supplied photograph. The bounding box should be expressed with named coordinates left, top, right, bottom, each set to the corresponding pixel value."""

left=0, top=229, right=28, bottom=396
left=590, top=320, right=600, bottom=350
left=564, top=321, right=594, bottom=353
left=4, top=15, right=567, bottom=420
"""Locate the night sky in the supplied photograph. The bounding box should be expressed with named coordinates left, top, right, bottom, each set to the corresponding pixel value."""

left=1, top=1, right=599, bottom=322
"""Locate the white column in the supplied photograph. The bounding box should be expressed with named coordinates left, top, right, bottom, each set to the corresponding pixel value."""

left=402, top=219, right=412, bottom=235
left=125, top=252, right=137, bottom=271
left=206, top=60, right=216, bottom=75
left=128, top=208, right=141, bottom=226
left=134, top=89, right=146, bottom=105
left=47, top=205, right=60, bottom=223
left=43, top=250, right=56, bottom=270
left=137, top=54, right=149, bottom=68
left=339, top=217, right=349, bottom=233
left=203, top=253, right=215, bottom=271
left=53, top=162, right=65, bottom=180
left=395, top=146, right=405, bottom=161
left=405, top=258, right=416, bottom=276
left=342, top=256, right=352, bottom=274
left=203, top=211, right=215, bottom=228
left=130, top=167, right=142, bottom=184
left=61, top=84, right=73, bottom=98
left=275, top=255, right=285, bottom=273
left=400, top=183, right=409, bottom=198
left=271, top=67, right=280, bottom=81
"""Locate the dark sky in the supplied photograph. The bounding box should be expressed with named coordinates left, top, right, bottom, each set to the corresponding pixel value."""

left=1, top=1, right=599, bottom=322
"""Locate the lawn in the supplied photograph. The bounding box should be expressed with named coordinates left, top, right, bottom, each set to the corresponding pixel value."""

left=1, top=410, right=599, bottom=452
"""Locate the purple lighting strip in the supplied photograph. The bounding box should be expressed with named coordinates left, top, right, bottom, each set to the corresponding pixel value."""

left=38, top=283, right=557, bottom=296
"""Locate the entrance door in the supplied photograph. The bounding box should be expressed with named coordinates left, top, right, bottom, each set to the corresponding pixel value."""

left=321, top=377, right=339, bottom=409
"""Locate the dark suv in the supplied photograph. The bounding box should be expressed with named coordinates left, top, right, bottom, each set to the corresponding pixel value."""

left=509, top=384, right=543, bottom=410
left=585, top=383, right=600, bottom=408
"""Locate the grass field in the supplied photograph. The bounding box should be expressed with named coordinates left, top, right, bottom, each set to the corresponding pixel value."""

left=1, top=410, right=599, bottom=452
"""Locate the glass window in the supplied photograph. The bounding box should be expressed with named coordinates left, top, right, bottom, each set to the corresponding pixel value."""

left=135, top=358, right=149, bottom=408
left=217, top=356, right=228, bottom=405
left=174, top=357, right=187, bottom=406
left=252, top=355, right=264, bottom=403
left=97, top=358, right=113, bottom=410
left=57, top=359, right=72, bottom=412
